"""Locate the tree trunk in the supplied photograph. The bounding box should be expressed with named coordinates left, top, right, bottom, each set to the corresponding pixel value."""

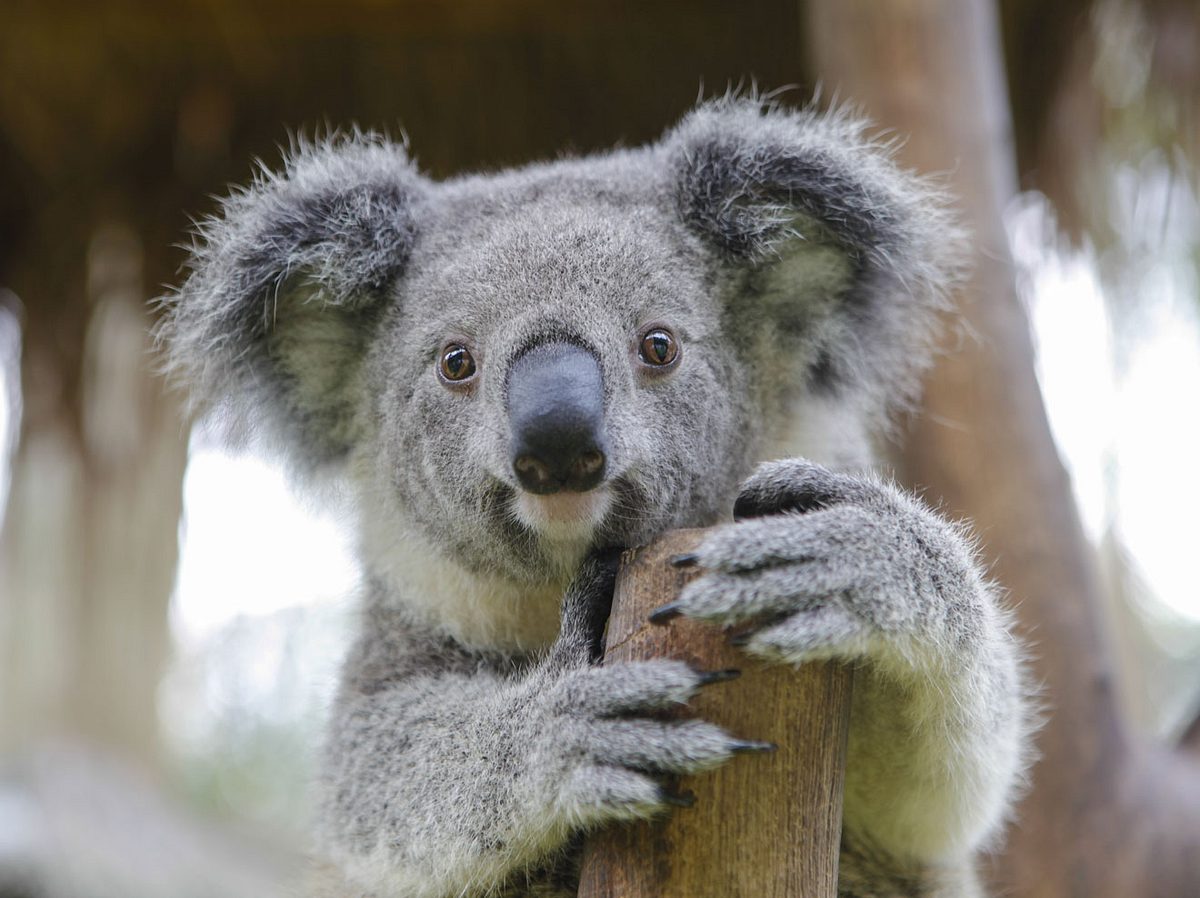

left=0, top=221, right=187, bottom=770
left=805, top=0, right=1200, bottom=895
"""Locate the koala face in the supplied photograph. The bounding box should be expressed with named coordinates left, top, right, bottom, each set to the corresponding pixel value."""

left=159, top=98, right=963, bottom=589
left=362, top=170, right=755, bottom=581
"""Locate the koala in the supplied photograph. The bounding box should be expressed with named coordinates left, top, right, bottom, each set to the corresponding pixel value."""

left=159, top=97, right=1031, bottom=898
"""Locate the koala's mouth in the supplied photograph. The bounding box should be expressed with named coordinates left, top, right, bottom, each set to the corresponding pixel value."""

left=512, top=486, right=613, bottom=542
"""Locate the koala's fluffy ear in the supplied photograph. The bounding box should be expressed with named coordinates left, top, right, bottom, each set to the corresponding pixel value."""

left=157, top=134, right=423, bottom=467
left=667, top=97, right=968, bottom=420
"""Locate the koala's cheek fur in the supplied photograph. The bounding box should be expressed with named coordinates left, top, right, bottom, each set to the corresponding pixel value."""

left=367, top=338, right=530, bottom=581
left=602, top=344, right=755, bottom=537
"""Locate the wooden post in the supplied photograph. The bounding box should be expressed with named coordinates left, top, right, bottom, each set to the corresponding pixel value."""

left=577, top=529, right=854, bottom=898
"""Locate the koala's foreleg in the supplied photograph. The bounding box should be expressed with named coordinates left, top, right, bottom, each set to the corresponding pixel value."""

left=657, top=459, right=1030, bottom=886
left=318, top=556, right=758, bottom=898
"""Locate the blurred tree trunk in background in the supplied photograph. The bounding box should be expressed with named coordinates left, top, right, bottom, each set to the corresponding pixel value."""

left=806, top=0, right=1200, bottom=895
left=0, top=219, right=187, bottom=769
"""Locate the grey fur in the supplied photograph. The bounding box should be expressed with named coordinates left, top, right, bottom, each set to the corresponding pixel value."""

left=159, top=95, right=1030, bottom=898
left=668, top=101, right=965, bottom=415
left=156, top=133, right=424, bottom=464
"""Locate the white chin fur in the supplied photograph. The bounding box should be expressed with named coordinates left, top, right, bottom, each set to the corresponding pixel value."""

left=513, top=487, right=612, bottom=542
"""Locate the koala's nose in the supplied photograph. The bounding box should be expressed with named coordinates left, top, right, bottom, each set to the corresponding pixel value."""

left=507, top=342, right=607, bottom=495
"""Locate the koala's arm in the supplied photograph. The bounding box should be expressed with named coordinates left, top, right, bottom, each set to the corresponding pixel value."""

left=663, top=460, right=1030, bottom=886
left=317, top=558, right=759, bottom=898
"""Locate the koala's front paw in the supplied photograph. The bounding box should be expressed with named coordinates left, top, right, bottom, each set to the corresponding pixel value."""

left=654, top=459, right=986, bottom=672
left=534, top=661, right=770, bottom=826
left=529, top=553, right=772, bottom=828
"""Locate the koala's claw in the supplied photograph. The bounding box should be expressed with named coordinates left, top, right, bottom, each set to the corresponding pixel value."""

left=695, top=668, right=741, bottom=686
left=658, top=788, right=696, bottom=808
left=729, top=739, right=777, bottom=754
left=648, top=601, right=685, bottom=625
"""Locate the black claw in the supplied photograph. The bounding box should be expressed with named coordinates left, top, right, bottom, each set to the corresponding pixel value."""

left=648, top=602, right=684, bottom=625
left=730, top=739, right=777, bottom=755
left=669, top=552, right=700, bottom=568
left=658, top=787, right=696, bottom=808
left=696, top=668, right=741, bottom=686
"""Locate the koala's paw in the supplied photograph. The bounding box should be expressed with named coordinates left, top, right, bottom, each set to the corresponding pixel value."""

left=531, top=552, right=772, bottom=828
left=535, top=660, right=769, bottom=827
left=654, top=458, right=986, bottom=672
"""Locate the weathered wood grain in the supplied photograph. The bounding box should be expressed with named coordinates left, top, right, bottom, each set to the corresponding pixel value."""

left=577, top=529, right=853, bottom=898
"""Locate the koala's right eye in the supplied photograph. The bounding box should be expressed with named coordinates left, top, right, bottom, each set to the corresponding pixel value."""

left=438, top=344, right=477, bottom=384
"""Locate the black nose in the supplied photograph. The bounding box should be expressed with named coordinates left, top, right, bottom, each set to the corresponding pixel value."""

left=507, top=341, right=607, bottom=495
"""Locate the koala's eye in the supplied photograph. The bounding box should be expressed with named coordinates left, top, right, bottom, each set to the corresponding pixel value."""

left=439, top=344, right=477, bottom=383
left=638, top=328, right=679, bottom=368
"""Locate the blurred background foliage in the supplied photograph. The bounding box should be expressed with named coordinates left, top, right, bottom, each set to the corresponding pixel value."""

left=0, top=1, right=1198, bottom=895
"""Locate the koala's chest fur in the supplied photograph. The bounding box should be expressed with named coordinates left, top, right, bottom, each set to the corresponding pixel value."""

left=361, top=517, right=567, bottom=651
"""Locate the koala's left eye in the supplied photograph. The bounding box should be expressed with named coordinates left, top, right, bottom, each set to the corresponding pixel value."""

left=439, top=344, right=477, bottom=383
left=638, top=327, right=680, bottom=368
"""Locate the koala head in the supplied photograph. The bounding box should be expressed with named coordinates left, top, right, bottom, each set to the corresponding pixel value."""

left=159, top=98, right=964, bottom=588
